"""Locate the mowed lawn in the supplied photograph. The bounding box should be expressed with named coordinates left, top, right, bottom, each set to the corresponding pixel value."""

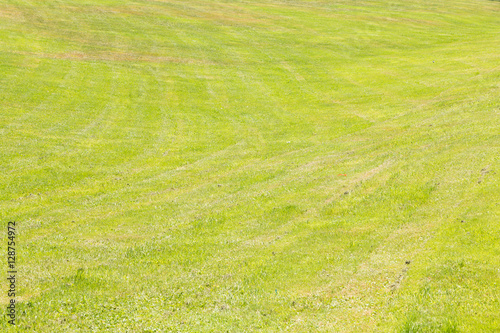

left=0, top=0, right=499, bottom=331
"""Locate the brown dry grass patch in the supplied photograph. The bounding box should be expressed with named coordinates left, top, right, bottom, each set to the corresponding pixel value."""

left=12, top=51, right=214, bottom=65
left=146, top=0, right=269, bottom=26
left=0, top=5, right=24, bottom=20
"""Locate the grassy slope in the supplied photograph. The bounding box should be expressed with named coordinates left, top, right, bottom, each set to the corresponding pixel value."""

left=0, top=0, right=499, bottom=331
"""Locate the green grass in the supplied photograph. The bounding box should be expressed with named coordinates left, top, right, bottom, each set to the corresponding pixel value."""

left=1, top=0, right=499, bottom=331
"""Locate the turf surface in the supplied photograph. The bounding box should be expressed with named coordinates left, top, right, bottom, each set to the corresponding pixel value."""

left=1, top=0, right=499, bottom=331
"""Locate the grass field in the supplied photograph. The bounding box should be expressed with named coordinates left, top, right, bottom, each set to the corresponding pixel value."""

left=1, top=0, right=499, bottom=331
